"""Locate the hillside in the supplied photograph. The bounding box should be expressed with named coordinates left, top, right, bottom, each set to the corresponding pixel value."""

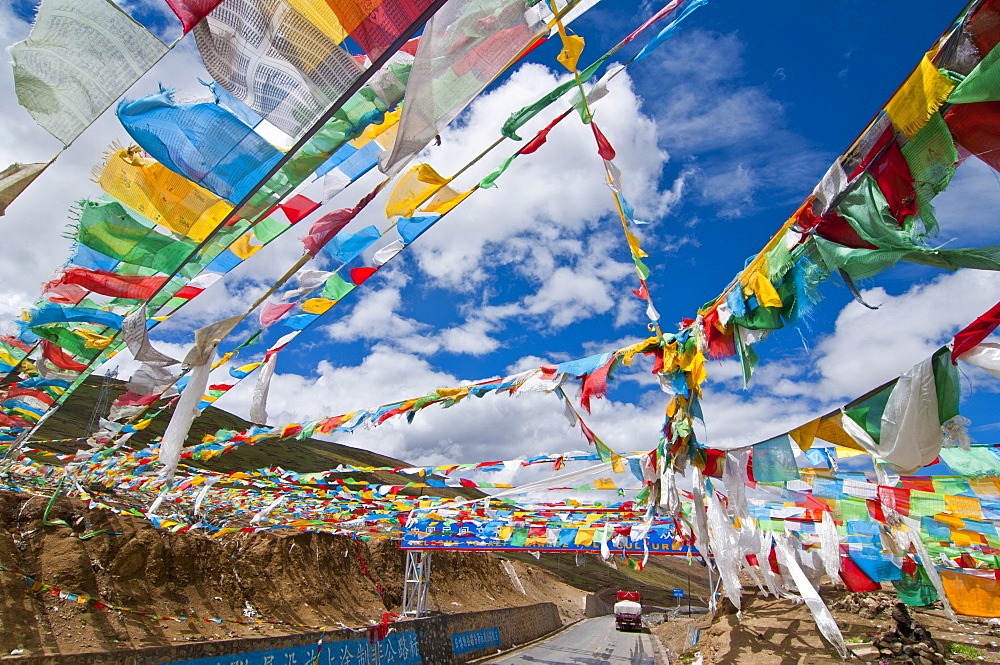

left=27, top=375, right=478, bottom=498
left=0, top=488, right=584, bottom=655
left=5, top=377, right=715, bottom=657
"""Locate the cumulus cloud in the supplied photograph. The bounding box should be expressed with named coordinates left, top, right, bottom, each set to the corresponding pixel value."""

left=391, top=63, right=680, bottom=291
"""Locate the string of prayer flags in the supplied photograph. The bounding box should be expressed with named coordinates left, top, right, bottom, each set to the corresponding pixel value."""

left=10, top=0, right=169, bottom=145
left=499, top=0, right=705, bottom=142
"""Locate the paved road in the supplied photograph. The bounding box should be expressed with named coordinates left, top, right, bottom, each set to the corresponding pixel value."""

left=483, top=615, right=658, bottom=665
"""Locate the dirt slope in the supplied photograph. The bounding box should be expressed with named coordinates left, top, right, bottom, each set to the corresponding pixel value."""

left=0, top=490, right=584, bottom=656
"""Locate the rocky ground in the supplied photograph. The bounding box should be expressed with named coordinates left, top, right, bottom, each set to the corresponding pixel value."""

left=651, top=588, right=1000, bottom=665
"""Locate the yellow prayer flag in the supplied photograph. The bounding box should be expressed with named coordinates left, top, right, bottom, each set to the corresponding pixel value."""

left=593, top=477, right=617, bottom=490
left=435, top=386, right=470, bottom=400
left=742, top=269, right=782, bottom=308
left=231, top=233, right=263, bottom=260
left=885, top=52, right=956, bottom=138
left=789, top=418, right=821, bottom=452
left=816, top=414, right=865, bottom=450
left=574, top=527, right=595, bottom=546
left=385, top=164, right=450, bottom=218
left=624, top=225, right=648, bottom=259
left=287, top=0, right=347, bottom=43
left=212, top=352, right=234, bottom=369
left=420, top=185, right=474, bottom=214
left=374, top=121, right=400, bottom=150
left=660, top=341, right=680, bottom=374
left=949, top=529, right=981, bottom=548
left=98, top=148, right=232, bottom=241
left=76, top=329, right=113, bottom=349
left=619, top=337, right=657, bottom=366
left=233, top=362, right=264, bottom=375
left=301, top=298, right=336, bottom=314
left=945, top=494, right=984, bottom=520
left=557, top=34, right=585, bottom=72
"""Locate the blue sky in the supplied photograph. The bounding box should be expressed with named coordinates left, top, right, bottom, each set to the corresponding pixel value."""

left=2, top=0, right=1000, bottom=476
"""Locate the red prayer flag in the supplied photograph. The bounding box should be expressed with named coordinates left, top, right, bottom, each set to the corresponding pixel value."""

left=162, top=0, right=224, bottom=33
left=952, top=299, right=1000, bottom=362
left=350, top=267, right=378, bottom=285
left=520, top=110, right=572, bottom=155
left=966, top=0, right=1000, bottom=57
left=794, top=201, right=878, bottom=250
left=278, top=195, right=320, bottom=224
left=301, top=184, right=382, bottom=256
left=869, top=139, right=918, bottom=223
left=840, top=554, right=880, bottom=592
left=623, top=0, right=685, bottom=43
left=41, top=340, right=87, bottom=372
left=260, top=301, right=294, bottom=328
left=591, top=122, right=616, bottom=160
left=343, top=0, right=435, bottom=61
left=945, top=101, right=1000, bottom=174
left=703, top=448, right=726, bottom=479
left=44, top=268, right=169, bottom=301
left=580, top=355, right=616, bottom=413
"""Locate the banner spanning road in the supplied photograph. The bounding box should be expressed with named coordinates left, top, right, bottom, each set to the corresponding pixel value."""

left=400, top=521, right=697, bottom=555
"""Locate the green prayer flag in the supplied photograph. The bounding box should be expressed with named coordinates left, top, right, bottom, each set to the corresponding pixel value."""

left=938, top=447, right=1000, bottom=476
left=501, top=54, right=611, bottom=140
left=900, top=113, right=957, bottom=236
left=479, top=154, right=518, bottom=189
left=76, top=200, right=204, bottom=279
left=321, top=273, right=355, bottom=301
left=948, top=43, right=1000, bottom=103
left=931, top=347, right=960, bottom=424
left=892, top=568, right=938, bottom=606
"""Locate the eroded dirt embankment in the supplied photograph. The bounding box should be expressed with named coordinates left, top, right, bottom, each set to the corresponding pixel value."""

left=0, top=489, right=582, bottom=656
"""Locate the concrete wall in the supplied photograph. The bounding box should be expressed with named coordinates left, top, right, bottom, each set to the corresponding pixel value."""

left=6, top=603, right=562, bottom=665
left=584, top=593, right=612, bottom=618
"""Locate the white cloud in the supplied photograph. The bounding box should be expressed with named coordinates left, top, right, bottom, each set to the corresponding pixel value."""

left=929, top=156, right=1000, bottom=245
left=810, top=270, right=1000, bottom=400
left=696, top=269, right=1000, bottom=450
left=632, top=28, right=830, bottom=215
left=389, top=63, right=679, bottom=293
